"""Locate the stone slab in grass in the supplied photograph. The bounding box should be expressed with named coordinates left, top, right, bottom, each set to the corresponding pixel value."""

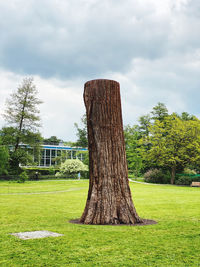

left=10, top=230, right=64, bottom=240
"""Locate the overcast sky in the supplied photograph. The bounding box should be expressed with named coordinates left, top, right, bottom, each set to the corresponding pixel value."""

left=0, top=0, right=200, bottom=141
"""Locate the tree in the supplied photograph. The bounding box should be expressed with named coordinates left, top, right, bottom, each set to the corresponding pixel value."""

left=80, top=79, right=142, bottom=225
left=124, top=125, right=143, bottom=177
left=177, top=112, right=197, bottom=121
left=151, top=102, right=168, bottom=122
left=43, top=136, right=62, bottom=145
left=0, top=137, right=9, bottom=175
left=74, top=114, right=88, bottom=147
left=138, top=115, right=151, bottom=137
left=2, top=77, right=43, bottom=170
left=0, top=127, right=17, bottom=146
left=142, top=114, right=200, bottom=184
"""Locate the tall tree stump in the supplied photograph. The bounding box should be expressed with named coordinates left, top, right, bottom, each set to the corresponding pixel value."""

left=80, top=79, right=143, bottom=225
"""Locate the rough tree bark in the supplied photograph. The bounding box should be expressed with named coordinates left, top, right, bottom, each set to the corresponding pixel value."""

left=80, top=79, right=143, bottom=225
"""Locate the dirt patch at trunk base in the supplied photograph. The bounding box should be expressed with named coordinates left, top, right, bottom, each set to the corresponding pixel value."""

left=69, top=218, right=157, bottom=226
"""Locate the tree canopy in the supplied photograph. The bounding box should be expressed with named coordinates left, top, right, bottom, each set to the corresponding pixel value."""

left=43, top=136, right=63, bottom=145
left=124, top=103, right=200, bottom=184
left=141, top=114, right=200, bottom=183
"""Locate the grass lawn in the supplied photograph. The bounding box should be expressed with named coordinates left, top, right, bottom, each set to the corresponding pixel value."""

left=0, top=180, right=199, bottom=266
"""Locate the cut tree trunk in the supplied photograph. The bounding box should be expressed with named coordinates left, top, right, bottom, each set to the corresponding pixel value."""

left=80, top=79, right=143, bottom=225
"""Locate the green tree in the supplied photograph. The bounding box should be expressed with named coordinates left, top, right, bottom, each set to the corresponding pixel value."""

left=177, top=112, right=197, bottom=121
left=43, top=136, right=62, bottom=145
left=0, top=136, right=9, bottom=175
left=142, top=114, right=200, bottom=184
left=2, top=77, right=43, bottom=171
left=0, top=127, right=17, bottom=146
left=151, top=102, right=168, bottom=122
left=74, top=114, right=88, bottom=147
left=138, top=115, right=151, bottom=137
left=124, top=125, right=143, bottom=177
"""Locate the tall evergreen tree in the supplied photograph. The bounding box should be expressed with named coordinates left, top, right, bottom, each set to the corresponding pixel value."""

left=3, top=77, right=43, bottom=170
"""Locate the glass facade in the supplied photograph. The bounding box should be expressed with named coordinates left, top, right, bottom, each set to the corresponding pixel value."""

left=29, top=145, right=87, bottom=167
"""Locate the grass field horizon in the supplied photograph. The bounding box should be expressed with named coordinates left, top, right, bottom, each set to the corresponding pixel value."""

left=0, top=180, right=199, bottom=266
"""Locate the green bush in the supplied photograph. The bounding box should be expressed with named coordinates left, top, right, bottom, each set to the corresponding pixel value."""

left=144, top=169, right=166, bottom=184
left=18, top=171, right=29, bottom=183
left=175, top=176, right=191, bottom=185
left=175, top=175, right=200, bottom=185
left=48, top=166, right=55, bottom=175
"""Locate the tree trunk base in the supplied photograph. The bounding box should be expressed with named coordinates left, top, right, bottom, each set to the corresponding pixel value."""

left=69, top=218, right=157, bottom=226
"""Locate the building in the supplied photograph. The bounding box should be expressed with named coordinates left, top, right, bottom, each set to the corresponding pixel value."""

left=20, top=144, right=87, bottom=168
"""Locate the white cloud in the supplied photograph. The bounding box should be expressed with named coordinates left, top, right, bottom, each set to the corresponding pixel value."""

left=0, top=0, right=200, bottom=141
left=0, top=71, right=85, bottom=141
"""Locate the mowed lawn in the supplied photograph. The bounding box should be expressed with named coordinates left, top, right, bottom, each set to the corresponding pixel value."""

left=0, top=180, right=199, bottom=267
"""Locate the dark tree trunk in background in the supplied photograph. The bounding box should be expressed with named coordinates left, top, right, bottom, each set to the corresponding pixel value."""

left=171, top=166, right=176, bottom=185
left=80, top=79, right=142, bottom=225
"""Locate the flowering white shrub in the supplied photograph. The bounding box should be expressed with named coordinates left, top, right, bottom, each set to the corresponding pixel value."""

left=55, top=159, right=88, bottom=177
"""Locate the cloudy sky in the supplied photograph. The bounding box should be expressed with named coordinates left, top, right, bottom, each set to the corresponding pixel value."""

left=0, top=0, right=200, bottom=141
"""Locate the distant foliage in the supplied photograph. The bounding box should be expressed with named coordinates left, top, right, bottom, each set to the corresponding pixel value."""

left=0, top=144, right=9, bottom=175
left=48, top=166, right=56, bottom=175
left=74, top=114, right=88, bottom=147
left=18, top=171, right=29, bottom=183
left=43, top=136, right=62, bottom=145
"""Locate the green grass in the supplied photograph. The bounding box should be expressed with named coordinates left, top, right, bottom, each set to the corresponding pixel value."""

left=129, top=177, right=144, bottom=182
left=0, top=180, right=199, bottom=266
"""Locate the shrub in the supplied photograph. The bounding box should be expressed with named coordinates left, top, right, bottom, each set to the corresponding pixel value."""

left=48, top=166, right=55, bottom=175
left=18, top=171, right=29, bottom=183
left=175, top=176, right=191, bottom=185
left=56, top=159, right=88, bottom=178
left=176, top=175, right=200, bottom=185
left=144, top=169, right=165, bottom=184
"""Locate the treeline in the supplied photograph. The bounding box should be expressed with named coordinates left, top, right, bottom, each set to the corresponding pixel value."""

left=0, top=77, right=88, bottom=179
left=69, top=103, right=200, bottom=185
left=124, top=103, right=200, bottom=184
left=1, top=77, right=200, bottom=185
